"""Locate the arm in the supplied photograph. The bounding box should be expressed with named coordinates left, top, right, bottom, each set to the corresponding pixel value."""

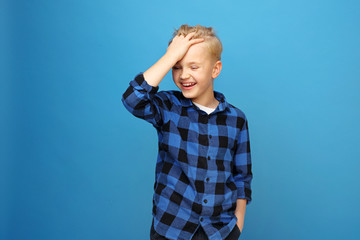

left=121, top=32, right=204, bottom=127
left=233, top=116, right=253, bottom=232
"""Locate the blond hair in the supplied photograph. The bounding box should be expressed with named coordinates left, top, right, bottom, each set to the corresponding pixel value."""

left=169, top=24, right=223, bottom=61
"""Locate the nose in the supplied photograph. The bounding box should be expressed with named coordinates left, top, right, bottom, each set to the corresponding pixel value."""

left=180, top=69, right=190, bottom=80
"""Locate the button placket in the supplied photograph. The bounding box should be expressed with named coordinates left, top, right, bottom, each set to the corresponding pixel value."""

left=207, top=134, right=212, bottom=161
left=202, top=119, right=213, bottom=210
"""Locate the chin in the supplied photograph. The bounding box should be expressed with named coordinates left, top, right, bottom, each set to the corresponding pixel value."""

left=180, top=91, right=191, bottom=99
left=183, top=92, right=195, bottom=99
left=180, top=90, right=196, bottom=99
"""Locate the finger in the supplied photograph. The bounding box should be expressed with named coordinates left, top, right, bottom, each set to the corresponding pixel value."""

left=189, top=38, right=205, bottom=45
left=173, top=34, right=185, bottom=40
left=185, top=31, right=197, bottom=40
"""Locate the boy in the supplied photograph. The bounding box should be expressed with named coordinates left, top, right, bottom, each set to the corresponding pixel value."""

left=122, top=24, right=252, bottom=240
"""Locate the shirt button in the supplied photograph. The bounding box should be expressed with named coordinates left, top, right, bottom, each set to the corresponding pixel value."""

left=209, top=135, right=212, bottom=139
left=200, top=217, right=204, bottom=222
left=204, top=199, right=208, bottom=204
left=206, top=177, right=209, bottom=182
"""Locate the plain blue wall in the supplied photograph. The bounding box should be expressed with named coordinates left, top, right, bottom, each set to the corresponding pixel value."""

left=3, top=0, right=360, bottom=239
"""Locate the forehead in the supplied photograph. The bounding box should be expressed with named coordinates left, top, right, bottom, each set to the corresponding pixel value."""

left=179, top=42, right=213, bottom=64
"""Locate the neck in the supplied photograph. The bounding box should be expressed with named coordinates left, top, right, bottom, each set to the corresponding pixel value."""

left=192, top=93, right=219, bottom=109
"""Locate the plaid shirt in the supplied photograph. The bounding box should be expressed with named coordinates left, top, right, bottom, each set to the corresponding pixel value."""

left=122, top=73, right=252, bottom=240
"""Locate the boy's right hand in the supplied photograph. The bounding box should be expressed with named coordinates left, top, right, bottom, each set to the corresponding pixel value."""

left=166, top=32, right=205, bottom=62
left=143, top=32, right=204, bottom=87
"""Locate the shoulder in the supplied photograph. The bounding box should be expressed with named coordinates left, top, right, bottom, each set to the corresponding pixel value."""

left=227, top=103, right=247, bottom=119
left=225, top=102, right=248, bottom=129
left=155, top=90, right=184, bottom=109
left=215, top=91, right=246, bottom=119
left=156, top=90, right=183, bottom=103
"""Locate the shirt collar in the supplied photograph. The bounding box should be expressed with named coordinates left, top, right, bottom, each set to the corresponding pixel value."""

left=180, top=91, right=230, bottom=113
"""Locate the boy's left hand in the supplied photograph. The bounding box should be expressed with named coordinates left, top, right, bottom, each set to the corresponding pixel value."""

left=235, top=213, right=244, bottom=232
left=235, top=199, right=247, bottom=233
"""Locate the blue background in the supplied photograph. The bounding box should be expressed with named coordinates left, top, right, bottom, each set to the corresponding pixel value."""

left=1, top=0, right=360, bottom=239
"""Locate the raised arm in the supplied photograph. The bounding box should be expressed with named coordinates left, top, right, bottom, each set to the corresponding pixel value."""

left=122, top=32, right=204, bottom=128
left=143, top=32, right=204, bottom=87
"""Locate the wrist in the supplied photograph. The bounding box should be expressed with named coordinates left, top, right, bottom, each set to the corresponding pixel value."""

left=163, top=51, right=181, bottom=65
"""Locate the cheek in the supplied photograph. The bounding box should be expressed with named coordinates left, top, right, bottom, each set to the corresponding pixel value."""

left=172, top=71, right=179, bottom=79
left=172, top=72, right=180, bottom=85
left=195, top=70, right=209, bottom=81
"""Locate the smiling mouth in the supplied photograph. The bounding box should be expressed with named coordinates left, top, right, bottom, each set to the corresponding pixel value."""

left=181, top=82, right=197, bottom=88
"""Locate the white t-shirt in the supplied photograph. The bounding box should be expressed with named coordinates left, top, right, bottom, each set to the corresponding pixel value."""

left=192, top=102, right=216, bottom=115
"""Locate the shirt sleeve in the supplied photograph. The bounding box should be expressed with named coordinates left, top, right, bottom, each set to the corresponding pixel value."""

left=233, top=116, right=253, bottom=204
left=121, top=73, right=165, bottom=129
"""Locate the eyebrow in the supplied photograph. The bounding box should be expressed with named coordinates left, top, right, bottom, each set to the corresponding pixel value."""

left=174, top=61, right=201, bottom=66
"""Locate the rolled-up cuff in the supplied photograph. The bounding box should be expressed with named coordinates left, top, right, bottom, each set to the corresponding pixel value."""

left=132, top=72, right=159, bottom=94
left=237, top=187, right=252, bottom=205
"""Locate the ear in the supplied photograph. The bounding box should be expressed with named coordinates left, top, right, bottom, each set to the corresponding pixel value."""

left=212, top=60, right=222, bottom=79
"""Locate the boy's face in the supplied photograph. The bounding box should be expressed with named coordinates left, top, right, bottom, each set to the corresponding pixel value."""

left=172, top=42, right=221, bottom=105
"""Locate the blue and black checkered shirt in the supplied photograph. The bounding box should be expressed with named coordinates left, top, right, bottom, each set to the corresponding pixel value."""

left=122, top=73, right=252, bottom=240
